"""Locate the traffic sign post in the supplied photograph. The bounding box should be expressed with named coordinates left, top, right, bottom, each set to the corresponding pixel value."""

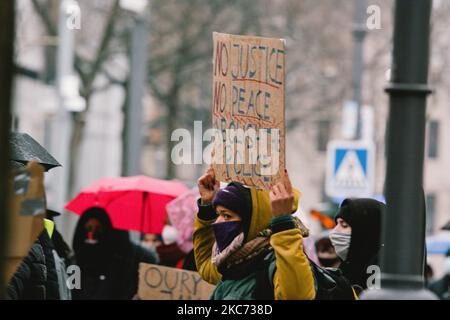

left=325, top=140, right=375, bottom=199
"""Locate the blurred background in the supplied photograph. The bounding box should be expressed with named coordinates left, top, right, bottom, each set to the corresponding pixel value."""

left=10, top=0, right=450, bottom=278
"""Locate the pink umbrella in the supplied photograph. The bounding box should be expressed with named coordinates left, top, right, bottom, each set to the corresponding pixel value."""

left=65, top=176, right=189, bottom=234
left=166, top=188, right=200, bottom=254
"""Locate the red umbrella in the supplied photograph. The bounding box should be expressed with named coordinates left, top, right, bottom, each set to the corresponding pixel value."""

left=65, top=175, right=189, bottom=234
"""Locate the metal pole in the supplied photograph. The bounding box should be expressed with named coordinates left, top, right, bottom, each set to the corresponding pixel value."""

left=122, top=14, right=148, bottom=176
left=50, top=0, right=76, bottom=237
left=361, top=0, right=436, bottom=299
left=0, top=0, right=15, bottom=297
left=352, top=0, right=367, bottom=140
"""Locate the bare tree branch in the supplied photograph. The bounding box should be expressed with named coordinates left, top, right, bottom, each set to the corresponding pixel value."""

left=31, top=0, right=57, bottom=35
left=80, top=0, right=120, bottom=97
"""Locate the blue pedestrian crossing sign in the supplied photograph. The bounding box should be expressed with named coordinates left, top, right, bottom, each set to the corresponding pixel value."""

left=325, top=140, right=375, bottom=198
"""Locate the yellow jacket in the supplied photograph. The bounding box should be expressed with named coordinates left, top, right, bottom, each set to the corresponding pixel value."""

left=193, top=187, right=316, bottom=300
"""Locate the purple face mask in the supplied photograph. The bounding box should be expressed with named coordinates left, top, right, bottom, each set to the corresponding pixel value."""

left=211, top=221, right=242, bottom=252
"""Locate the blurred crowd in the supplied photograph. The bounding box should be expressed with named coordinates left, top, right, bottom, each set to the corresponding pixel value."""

left=3, top=133, right=449, bottom=300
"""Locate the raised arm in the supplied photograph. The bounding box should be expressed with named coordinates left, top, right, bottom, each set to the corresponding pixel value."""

left=193, top=167, right=221, bottom=285
left=269, top=171, right=316, bottom=300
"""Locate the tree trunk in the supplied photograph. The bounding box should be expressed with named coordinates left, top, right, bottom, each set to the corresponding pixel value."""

left=121, top=84, right=130, bottom=176
left=67, top=96, right=90, bottom=199
left=166, top=98, right=178, bottom=179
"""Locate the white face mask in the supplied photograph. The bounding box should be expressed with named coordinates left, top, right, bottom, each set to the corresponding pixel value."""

left=329, top=231, right=352, bottom=261
left=162, top=225, right=179, bottom=245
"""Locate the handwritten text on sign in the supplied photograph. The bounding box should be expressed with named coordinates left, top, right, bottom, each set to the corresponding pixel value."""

left=138, top=263, right=215, bottom=300
left=212, top=32, right=286, bottom=189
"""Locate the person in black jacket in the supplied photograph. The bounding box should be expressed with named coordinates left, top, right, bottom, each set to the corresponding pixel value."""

left=6, top=228, right=60, bottom=300
left=329, top=198, right=384, bottom=295
left=6, top=240, right=46, bottom=300
left=71, top=207, right=158, bottom=300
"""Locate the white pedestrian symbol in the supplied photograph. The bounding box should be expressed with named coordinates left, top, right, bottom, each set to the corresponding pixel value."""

left=333, top=150, right=367, bottom=188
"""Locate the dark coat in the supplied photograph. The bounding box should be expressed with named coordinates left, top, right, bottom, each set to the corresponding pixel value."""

left=72, top=242, right=157, bottom=300
left=335, top=198, right=384, bottom=291
left=6, top=231, right=60, bottom=300
left=72, top=208, right=158, bottom=300
left=37, top=231, right=60, bottom=300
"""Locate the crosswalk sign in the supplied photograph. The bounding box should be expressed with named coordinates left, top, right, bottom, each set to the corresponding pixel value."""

left=325, top=140, right=375, bottom=198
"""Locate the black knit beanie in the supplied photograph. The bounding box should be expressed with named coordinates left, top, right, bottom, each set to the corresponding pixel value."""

left=212, top=182, right=252, bottom=240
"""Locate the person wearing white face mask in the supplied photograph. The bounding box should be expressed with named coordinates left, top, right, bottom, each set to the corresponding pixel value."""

left=328, top=198, right=384, bottom=295
left=162, top=225, right=179, bottom=245
left=156, top=224, right=186, bottom=268
left=141, top=233, right=162, bottom=251
left=429, top=249, right=450, bottom=300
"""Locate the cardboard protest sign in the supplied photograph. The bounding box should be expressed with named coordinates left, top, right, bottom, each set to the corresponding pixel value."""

left=138, top=263, right=215, bottom=300
left=2, top=161, right=45, bottom=284
left=211, top=32, right=286, bottom=189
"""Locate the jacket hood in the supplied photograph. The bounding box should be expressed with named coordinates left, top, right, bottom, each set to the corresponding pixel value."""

left=72, top=207, right=114, bottom=253
left=246, top=187, right=301, bottom=242
left=72, top=207, right=131, bottom=271
left=335, top=198, right=384, bottom=288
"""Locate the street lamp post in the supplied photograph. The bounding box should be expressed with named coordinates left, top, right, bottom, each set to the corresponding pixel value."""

left=352, top=0, right=367, bottom=140
left=50, top=0, right=84, bottom=241
left=361, top=0, right=436, bottom=299
left=120, top=0, right=149, bottom=177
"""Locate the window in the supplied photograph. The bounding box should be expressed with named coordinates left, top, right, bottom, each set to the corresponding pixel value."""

left=428, top=120, right=439, bottom=158
left=317, top=120, right=330, bottom=152
left=425, top=193, right=436, bottom=234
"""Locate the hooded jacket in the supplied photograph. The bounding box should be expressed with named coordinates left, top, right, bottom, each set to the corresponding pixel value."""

left=193, top=186, right=316, bottom=300
left=334, top=198, right=384, bottom=291
left=72, top=208, right=158, bottom=300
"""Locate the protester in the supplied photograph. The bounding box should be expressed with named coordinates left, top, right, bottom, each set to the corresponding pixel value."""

left=193, top=167, right=315, bottom=300
left=5, top=162, right=64, bottom=300
left=139, top=233, right=160, bottom=265
left=156, top=225, right=186, bottom=268
left=71, top=207, right=158, bottom=300
left=46, top=210, right=73, bottom=262
left=45, top=209, right=74, bottom=300
left=141, top=233, right=162, bottom=252
left=6, top=220, right=60, bottom=300
left=329, top=198, right=384, bottom=294
left=429, top=249, right=450, bottom=300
